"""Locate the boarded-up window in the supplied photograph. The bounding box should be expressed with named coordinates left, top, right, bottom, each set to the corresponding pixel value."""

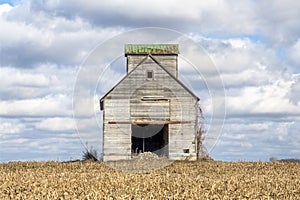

left=130, top=98, right=170, bottom=121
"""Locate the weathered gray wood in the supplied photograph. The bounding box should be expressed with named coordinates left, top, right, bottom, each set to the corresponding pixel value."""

left=101, top=47, right=199, bottom=161
left=127, top=55, right=178, bottom=78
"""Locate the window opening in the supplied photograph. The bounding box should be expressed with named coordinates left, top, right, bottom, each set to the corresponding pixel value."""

left=147, top=71, right=153, bottom=79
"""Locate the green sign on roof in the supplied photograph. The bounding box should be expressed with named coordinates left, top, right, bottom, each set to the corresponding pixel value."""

left=125, top=44, right=179, bottom=55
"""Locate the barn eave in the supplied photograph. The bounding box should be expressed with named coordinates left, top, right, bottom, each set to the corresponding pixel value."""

left=99, top=54, right=199, bottom=111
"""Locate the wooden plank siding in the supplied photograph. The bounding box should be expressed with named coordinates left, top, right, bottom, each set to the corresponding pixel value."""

left=102, top=47, right=198, bottom=161
left=127, top=55, right=178, bottom=78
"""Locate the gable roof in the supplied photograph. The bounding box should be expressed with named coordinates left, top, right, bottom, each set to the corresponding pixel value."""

left=146, top=55, right=199, bottom=100
left=125, top=44, right=179, bottom=55
left=100, top=54, right=199, bottom=110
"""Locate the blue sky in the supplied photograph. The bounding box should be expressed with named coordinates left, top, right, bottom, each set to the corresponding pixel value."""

left=0, top=0, right=299, bottom=162
left=0, top=0, right=14, bottom=5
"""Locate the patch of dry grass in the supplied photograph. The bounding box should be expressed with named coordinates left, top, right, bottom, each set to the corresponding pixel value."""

left=1, top=160, right=299, bottom=199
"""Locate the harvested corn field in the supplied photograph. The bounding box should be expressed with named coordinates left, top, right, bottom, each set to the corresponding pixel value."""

left=1, top=160, right=300, bottom=199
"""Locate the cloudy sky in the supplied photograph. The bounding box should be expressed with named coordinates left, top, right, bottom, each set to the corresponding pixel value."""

left=0, top=0, right=299, bottom=162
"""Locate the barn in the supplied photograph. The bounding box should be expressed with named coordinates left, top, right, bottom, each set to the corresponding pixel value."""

left=100, top=44, right=200, bottom=161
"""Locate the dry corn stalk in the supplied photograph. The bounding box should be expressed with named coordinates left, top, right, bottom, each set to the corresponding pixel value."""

left=0, top=160, right=299, bottom=199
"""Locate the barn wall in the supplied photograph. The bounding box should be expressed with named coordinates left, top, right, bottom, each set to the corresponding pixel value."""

left=102, top=56, right=197, bottom=161
left=169, top=96, right=198, bottom=160
left=152, top=55, right=178, bottom=78
left=103, top=98, right=131, bottom=161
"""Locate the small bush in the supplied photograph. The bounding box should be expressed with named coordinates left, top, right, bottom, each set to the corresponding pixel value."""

left=82, top=146, right=98, bottom=161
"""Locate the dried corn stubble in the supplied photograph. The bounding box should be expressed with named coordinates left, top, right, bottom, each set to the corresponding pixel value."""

left=0, top=160, right=299, bottom=199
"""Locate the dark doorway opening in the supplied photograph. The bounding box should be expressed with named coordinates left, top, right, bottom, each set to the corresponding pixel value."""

left=131, top=124, right=168, bottom=157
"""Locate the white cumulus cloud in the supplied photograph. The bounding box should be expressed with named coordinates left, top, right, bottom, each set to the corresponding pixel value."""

left=35, top=117, right=76, bottom=131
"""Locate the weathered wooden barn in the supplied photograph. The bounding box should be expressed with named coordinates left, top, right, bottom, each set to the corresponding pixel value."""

left=100, top=44, right=200, bottom=161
